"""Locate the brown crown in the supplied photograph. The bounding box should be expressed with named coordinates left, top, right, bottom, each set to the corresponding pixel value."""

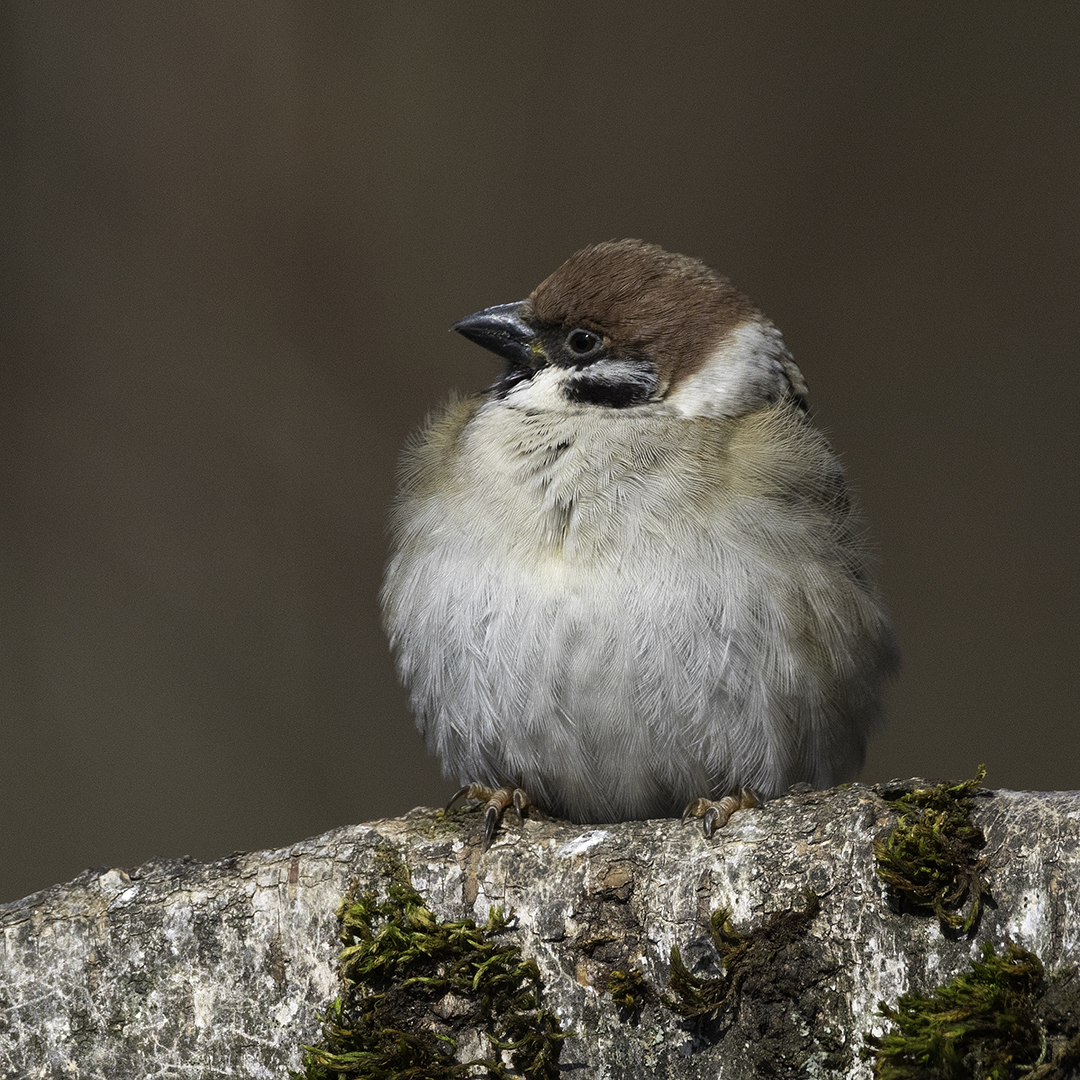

left=530, top=239, right=760, bottom=383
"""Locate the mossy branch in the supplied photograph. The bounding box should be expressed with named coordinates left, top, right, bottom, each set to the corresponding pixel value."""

left=4, top=781, right=1080, bottom=1079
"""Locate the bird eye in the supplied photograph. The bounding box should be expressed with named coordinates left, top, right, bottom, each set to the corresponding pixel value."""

left=565, top=329, right=602, bottom=358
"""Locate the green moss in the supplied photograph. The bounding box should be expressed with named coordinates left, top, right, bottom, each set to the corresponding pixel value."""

left=874, top=765, right=991, bottom=932
left=663, top=890, right=821, bottom=1019
left=863, top=942, right=1080, bottom=1079
left=413, top=800, right=486, bottom=840
left=607, top=968, right=647, bottom=1014
left=293, top=864, right=570, bottom=1080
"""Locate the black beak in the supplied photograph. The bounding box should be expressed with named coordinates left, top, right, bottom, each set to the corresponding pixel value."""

left=452, top=301, right=539, bottom=368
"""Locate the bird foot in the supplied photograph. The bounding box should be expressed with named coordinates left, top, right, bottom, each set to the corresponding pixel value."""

left=681, top=788, right=758, bottom=837
left=446, top=783, right=530, bottom=851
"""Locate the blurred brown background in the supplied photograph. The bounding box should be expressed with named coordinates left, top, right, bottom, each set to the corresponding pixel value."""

left=2, top=3, right=1077, bottom=903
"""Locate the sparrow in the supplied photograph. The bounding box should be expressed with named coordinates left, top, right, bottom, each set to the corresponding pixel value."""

left=382, top=239, right=898, bottom=844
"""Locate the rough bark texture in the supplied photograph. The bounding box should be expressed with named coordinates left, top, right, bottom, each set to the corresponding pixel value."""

left=2, top=783, right=1078, bottom=1079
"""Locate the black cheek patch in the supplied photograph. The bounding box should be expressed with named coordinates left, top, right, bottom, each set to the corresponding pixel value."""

left=563, top=371, right=656, bottom=409
left=563, top=380, right=647, bottom=408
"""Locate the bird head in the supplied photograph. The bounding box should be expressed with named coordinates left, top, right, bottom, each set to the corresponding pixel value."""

left=453, top=239, right=808, bottom=418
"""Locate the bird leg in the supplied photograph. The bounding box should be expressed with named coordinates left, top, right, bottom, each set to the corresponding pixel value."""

left=681, top=788, right=758, bottom=837
left=446, top=783, right=530, bottom=851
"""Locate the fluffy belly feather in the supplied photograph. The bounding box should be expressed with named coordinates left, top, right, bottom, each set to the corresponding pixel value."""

left=385, top=535, right=794, bottom=822
left=382, top=399, right=891, bottom=824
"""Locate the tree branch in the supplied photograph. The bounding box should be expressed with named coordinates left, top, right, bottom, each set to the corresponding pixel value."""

left=2, top=783, right=1078, bottom=1078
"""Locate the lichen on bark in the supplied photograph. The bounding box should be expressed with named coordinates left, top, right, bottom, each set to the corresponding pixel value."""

left=660, top=890, right=853, bottom=1076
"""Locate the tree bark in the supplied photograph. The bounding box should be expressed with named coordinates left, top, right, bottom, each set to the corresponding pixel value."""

left=1, top=783, right=1077, bottom=1079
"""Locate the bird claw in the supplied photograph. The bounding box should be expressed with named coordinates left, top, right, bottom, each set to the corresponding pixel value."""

left=447, top=783, right=530, bottom=851
left=681, top=788, right=757, bottom=837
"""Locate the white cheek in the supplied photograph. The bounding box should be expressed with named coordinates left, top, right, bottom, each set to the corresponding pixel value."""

left=500, top=366, right=574, bottom=410
left=665, top=320, right=804, bottom=418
